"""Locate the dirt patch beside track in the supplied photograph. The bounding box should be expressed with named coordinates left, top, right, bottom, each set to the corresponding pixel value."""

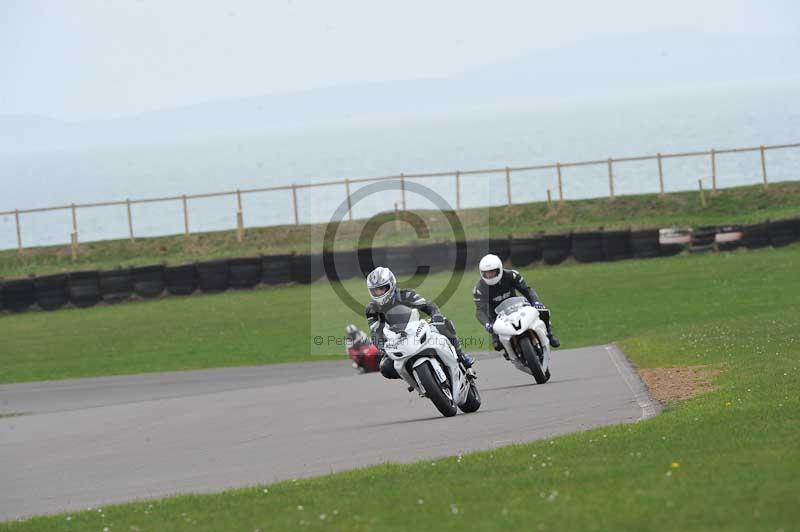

left=637, top=365, right=722, bottom=403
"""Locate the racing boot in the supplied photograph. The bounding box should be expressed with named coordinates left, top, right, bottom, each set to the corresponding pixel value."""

left=449, top=333, right=475, bottom=369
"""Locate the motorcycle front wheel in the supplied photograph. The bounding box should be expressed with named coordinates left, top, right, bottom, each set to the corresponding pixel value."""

left=415, top=363, right=457, bottom=417
left=519, top=335, right=549, bottom=384
left=458, top=380, right=482, bottom=413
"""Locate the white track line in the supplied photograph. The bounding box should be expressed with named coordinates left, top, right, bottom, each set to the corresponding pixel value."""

left=605, top=344, right=661, bottom=420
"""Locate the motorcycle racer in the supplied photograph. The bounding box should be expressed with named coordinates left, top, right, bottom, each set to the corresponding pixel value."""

left=473, top=254, right=561, bottom=352
left=365, top=266, right=474, bottom=379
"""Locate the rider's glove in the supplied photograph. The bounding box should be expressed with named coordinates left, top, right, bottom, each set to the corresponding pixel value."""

left=431, top=313, right=445, bottom=325
left=484, top=322, right=494, bottom=333
left=533, top=302, right=548, bottom=311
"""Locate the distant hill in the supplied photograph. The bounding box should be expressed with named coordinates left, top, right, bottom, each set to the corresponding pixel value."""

left=2, top=31, right=798, bottom=156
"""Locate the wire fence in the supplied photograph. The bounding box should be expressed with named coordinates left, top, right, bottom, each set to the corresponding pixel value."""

left=2, top=141, right=798, bottom=252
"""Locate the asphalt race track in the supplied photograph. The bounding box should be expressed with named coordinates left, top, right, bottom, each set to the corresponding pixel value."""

left=0, top=345, right=659, bottom=521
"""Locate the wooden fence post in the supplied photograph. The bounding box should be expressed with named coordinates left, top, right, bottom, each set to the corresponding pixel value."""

left=556, top=163, right=564, bottom=202
left=291, top=185, right=299, bottom=225
left=126, top=198, right=135, bottom=241
left=345, top=179, right=353, bottom=221
left=657, top=153, right=664, bottom=196
left=546, top=188, right=553, bottom=209
left=505, top=167, right=512, bottom=206
left=70, top=203, right=78, bottom=261
left=698, top=179, right=707, bottom=208
left=182, top=195, right=189, bottom=237
left=14, top=209, right=22, bottom=251
left=455, top=171, right=461, bottom=210
left=400, top=173, right=407, bottom=211
left=760, top=146, right=769, bottom=190
left=607, top=158, right=615, bottom=200
left=236, top=189, right=244, bottom=243
left=710, top=149, right=717, bottom=193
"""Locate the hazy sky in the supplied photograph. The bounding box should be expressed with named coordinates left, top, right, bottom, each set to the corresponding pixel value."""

left=2, top=0, right=797, bottom=121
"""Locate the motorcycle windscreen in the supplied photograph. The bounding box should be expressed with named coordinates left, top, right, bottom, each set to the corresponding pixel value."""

left=384, top=305, right=413, bottom=332
left=494, top=296, right=530, bottom=316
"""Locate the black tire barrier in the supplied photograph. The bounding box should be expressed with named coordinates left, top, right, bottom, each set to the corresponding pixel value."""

left=262, top=254, right=293, bottom=285
left=100, top=268, right=133, bottom=304
left=164, top=264, right=199, bottom=296
left=197, top=260, right=230, bottom=293
left=322, top=250, right=362, bottom=281
left=69, top=271, right=101, bottom=308
left=658, top=229, right=689, bottom=257
left=132, top=265, right=165, bottom=299
left=769, top=219, right=798, bottom=248
left=0, top=282, right=4, bottom=312
left=384, top=245, right=418, bottom=276
left=2, top=278, right=36, bottom=313
left=742, top=223, right=770, bottom=249
left=509, top=238, right=542, bottom=267
left=542, top=234, right=571, bottom=265
left=689, top=226, right=716, bottom=253
left=630, top=229, right=660, bottom=258
left=464, top=239, right=490, bottom=269
left=291, top=253, right=324, bottom=284
left=357, top=247, right=388, bottom=276
left=413, top=243, right=451, bottom=274
left=34, top=273, right=69, bottom=311
left=603, top=230, right=632, bottom=261
left=572, top=232, right=605, bottom=263
left=488, top=237, right=511, bottom=262
left=715, top=225, right=743, bottom=252
left=228, top=257, right=263, bottom=288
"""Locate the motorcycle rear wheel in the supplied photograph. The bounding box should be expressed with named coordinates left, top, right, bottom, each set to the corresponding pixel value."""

left=415, top=362, right=457, bottom=417
left=519, top=335, right=549, bottom=384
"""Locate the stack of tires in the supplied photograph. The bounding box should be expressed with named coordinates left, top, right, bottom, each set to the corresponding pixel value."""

left=229, top=257, right=263, bottom=288
left=742, top=223, right=770, bottom=249
left=132, top=265, right=165, bottom=299
left=572, top=232, right=605, bottom=263
left=100, top=268, right=133, bottom=304
left=413, top=243, right=452, bottom=275
left=290, top=253, right=324, bottom=284
left=262, top=254, right=293, bottom=285
left=509, top=237, right=542, bottom=267
left=3, top=278, right=36, bottom=313
left=630, top=229, right=660, bottom=258
left=384, top=245, right=418, bottom=276
left=769, top=218, right=799, bottom=248
left=542, top=234, right=571, bottom=265
left=715, top=226, right=743, bottom=252
left=197, top=260, right=230, bottom=293
left=35, top=273, right=69, bottom=311
left=164, top=264, right=199, bottom=296
left=69, top=271, right=101, bottom=308
left=603, top=230, right=632, bottom=261
left=689, top=226, right=716, bottom=253
left=659, top=228, right=690, bottom=256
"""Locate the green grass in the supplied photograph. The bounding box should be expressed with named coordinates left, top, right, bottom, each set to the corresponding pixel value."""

left=2, top=242, right=799, bottom=384
left=3, top=244, right=799, bottom=530
left=1, top=181, right=798, bottom=278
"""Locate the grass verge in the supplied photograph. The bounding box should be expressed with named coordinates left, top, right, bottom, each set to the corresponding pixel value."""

left=2, top=243, right=799, bottom=384
left=1, top=181, right=798, bottom=278
left=2, top=245, right=798, bottom=530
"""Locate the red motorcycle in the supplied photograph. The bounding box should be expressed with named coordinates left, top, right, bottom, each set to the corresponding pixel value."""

left=347, top=342, right=380, bottom=373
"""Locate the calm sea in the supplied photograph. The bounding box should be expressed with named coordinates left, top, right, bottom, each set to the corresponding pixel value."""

left=1, top=79, right=798, bottom=250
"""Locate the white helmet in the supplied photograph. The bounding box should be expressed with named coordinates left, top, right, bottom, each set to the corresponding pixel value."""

left=479, top=254, right=503, bottom=286
left=366, top=266, right=396, bottom=305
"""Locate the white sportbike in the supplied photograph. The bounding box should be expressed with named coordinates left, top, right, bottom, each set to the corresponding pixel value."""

left=491, top=296, right=552, bottom=384
left=382, top=305, right=481, bottom=417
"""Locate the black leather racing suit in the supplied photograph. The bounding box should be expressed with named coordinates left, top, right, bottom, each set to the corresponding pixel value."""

left=472, top=269, right=553, bottom=350
left=366, top=288, right=464, bottom=379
